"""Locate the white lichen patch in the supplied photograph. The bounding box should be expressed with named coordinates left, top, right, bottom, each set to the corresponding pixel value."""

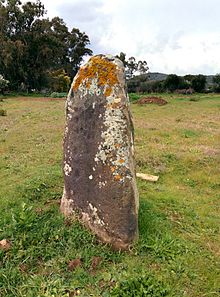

left=94, top=91, right=132, bottom=182
left=98, top=181, right=107, bottom=188
left=67, top=113, right=73, bottom=120
left=89, top=203, right=105, bottom=226
left=88, top=77, right=99, bottom=96
left=64, top=126, right=69, bottom=137
left=77, top=77, right=101, bottom=98
left=114, top=97, right=121, bottom=104
left=64, top=163, right=72, bottom=176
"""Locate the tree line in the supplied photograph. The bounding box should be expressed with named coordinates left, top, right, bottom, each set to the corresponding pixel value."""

left=127, top=73, right=220, bottom=94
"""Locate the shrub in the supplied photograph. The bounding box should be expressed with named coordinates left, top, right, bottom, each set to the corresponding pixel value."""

left=49, top=69, right=71, bottom=93
left=0, top=109, right=7, bottom=116
left=127, top=79, right=140, bottom=93
left=129, top=93, right=140, bottom=102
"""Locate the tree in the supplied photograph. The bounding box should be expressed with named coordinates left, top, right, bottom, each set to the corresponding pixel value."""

left=49, top=69, right=71, bottom=92
left=163, top=74, right=184, bottom=92
left=66, top=28, right=93, bottom=78
left=116, top=52, right=149, bottom=79
left=191, top=75, right=206, bottom=92
left=213, top=74, right=220, bottom=92
left=126, top=57, right=137, bottom=79
left=137, top=60, right=149, bottom=75
left=116, top=52, right=127, bottom=67
left=0, top=0, right=92, bottom=91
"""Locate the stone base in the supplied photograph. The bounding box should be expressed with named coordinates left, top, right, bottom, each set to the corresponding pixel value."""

left=61, top=196, right=137, bottom=251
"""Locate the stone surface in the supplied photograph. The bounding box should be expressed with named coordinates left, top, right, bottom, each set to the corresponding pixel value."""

left=60, top=54, right=139, bottom=250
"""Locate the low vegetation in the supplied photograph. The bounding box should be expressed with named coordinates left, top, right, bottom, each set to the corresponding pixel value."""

left=0, top=94, right=219, bottom=296
left=0, top=109, right=7, bottom=116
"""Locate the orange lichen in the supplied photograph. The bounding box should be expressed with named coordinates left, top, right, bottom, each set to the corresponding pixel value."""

left=104, top=86, right=112, bottom=97
left=107, top=102, right=120, bottom=109
left=73, top=56, right=119, bottom=96
left=110, top=166, right=116, bottom=172
left=114, top=174, right=121, bottom=181
left=119, top=159, right=124, bottom=164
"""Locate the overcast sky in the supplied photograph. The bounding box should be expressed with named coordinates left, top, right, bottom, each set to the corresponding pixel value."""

left=34, top=0, right=220, bottom=75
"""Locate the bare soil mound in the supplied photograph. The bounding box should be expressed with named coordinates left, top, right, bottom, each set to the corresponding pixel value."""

left=135, top=96, right=168, bottom=106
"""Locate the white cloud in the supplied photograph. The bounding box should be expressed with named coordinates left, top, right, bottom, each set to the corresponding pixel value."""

left=22, top=0, right=220, bottom=74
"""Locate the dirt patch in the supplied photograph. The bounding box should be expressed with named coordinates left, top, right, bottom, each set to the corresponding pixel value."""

left=135, top=96, right=168, bottom=106
left=68, top=258, right=82, bottom=271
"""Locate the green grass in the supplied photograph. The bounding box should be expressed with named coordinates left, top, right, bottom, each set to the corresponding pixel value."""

left=0, top=94, right=220, bottom=296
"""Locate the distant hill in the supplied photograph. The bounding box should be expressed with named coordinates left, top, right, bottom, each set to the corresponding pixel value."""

left=147, top=72, right=168, bottom=81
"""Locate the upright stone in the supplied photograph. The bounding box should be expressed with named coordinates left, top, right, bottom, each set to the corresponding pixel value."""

left=61, top=54, right=139, bottom=250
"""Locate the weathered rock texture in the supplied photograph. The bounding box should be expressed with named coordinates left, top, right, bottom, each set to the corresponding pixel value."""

left=60, top=54, right=139, bottom=250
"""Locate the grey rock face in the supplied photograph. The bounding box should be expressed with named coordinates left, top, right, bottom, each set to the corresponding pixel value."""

left=61, top=54, right=139, bottom=250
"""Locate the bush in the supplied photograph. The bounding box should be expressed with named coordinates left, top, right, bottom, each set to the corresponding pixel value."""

left=0, top=109, right=7, bottom=116
left=129, top=93, right=140, bottom=102
left=127, top=79, right=140, bottom=93
left=49, top=69, right=71, bottom=93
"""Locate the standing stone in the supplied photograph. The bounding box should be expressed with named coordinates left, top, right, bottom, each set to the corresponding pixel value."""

left=60, top=54, right=139, bottom=250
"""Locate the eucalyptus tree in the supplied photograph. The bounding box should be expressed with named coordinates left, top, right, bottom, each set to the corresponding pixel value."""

left=0, top=0, right=92, bottom=90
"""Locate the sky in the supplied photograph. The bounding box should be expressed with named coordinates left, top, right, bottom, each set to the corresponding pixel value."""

left=29, top=0, right=220, bottom=75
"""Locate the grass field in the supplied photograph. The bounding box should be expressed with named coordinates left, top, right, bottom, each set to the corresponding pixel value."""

left=0, top=93, right=220, bottom=296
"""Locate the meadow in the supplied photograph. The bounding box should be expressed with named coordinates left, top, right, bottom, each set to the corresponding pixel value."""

left=0, top=93, right=219, bottom=296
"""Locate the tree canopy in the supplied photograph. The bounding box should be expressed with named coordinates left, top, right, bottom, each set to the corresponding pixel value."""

left=116, top=52, right=149, bottom=79
left=213, top=74, right=220, bottom=92
left=0, top=0, right=92, bottom=91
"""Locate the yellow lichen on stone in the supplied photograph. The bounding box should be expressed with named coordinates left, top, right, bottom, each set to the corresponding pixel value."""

left=110, top=166, right=116, bottom=172
left=114, top=174, right=122, bottom=181
left=73, top=56, right=119, bottom=95
left=108, top=102, right=120, bottom=109
left=104, top=86, right=112, bottom=97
